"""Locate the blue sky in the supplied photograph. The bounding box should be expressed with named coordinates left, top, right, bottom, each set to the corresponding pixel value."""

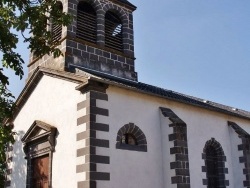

left=130, top=0, right=250, bottom=111
left=3, top=0, right=250, bottom=111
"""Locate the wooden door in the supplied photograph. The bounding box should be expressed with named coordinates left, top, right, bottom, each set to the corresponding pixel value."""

left=32, top=154, right=49, bottom=188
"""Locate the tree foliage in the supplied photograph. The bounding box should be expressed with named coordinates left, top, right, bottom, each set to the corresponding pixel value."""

left=0, top=87, right=15, bottom=186
left=0, top=0, right=71, bottom=184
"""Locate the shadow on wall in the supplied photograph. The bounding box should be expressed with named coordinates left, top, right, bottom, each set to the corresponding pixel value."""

left=10, top=130, right=26, bottom=188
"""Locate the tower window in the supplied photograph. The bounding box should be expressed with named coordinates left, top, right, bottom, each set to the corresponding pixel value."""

left=105, top=11, right=123, bottom=51
left=51, top=1, right=63, bottom=42
left=112, top=24, right=122, bottom=36
left=76, top=2, right=97, bottom=43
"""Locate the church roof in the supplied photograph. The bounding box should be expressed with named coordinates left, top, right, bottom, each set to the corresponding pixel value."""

left=74, top=65, right=250, bottom=120
left=12, top=66, right=250, bottom=122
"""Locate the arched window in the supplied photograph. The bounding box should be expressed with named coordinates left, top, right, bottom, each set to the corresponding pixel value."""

left=205, top=145, right=219, bottom=187
left=51, top=1, right=63, bottom=42
left=105, top=11, right=123, bottom=51
left=116, top=123, right=147, bottom=152
left=202, top=138, right=229, bottom=188
left=76, top=2, right=97, bottom=43
left=121, top=133, right=137, bottom=145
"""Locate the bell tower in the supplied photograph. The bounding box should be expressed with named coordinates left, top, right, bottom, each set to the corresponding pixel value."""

left=27, top=0, right=137, bottom=81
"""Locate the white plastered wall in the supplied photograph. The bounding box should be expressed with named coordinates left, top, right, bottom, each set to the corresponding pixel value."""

left=105, top=86, right=165, bottom=188
left=10, top=75, right=83, bottom=188
left=106, top=85, right=250, bottom=188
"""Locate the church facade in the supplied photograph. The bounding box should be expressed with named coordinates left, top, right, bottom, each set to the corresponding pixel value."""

left=6, top=0, right=250, bottom=188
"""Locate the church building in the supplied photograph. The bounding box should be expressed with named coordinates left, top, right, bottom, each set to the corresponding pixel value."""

left=5, top=0, right=250, bottom=188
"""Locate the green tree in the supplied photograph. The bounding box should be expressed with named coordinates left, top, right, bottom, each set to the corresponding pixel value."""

left=0, top=93, right=14, bottom=187
left=0, top=0, right=71, bottom=185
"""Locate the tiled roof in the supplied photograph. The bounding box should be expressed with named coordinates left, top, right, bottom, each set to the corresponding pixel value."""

left=73, top=66, right=250, bottom=120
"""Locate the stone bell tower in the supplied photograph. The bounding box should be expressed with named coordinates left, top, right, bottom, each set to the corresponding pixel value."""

left=27, top=0, right=137, bottom=81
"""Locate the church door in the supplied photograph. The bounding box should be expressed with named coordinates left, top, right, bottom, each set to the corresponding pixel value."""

left=32, top=154, right=49, bottom=188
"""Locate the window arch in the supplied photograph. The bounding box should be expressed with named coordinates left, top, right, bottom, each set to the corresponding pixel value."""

left=76, top=2, right=97, bottom=43
left=51, top=1, right=63, bottom=42
left=116, top=123, right=147, bottom=152
left=202, top=138, right=229, bottom=188
left=105, top=11, right=123, bottom=51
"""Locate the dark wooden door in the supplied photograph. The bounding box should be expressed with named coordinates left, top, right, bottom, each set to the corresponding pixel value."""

left=32, top=154, right=49, bottom=188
